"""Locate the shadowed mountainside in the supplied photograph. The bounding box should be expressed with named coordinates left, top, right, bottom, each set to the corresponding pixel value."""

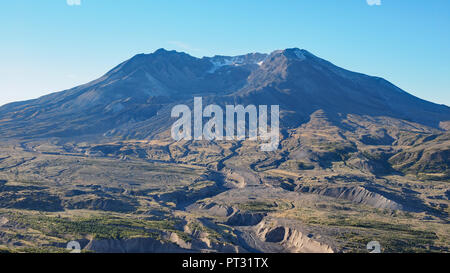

left=0, top=48, right=448, bottom=139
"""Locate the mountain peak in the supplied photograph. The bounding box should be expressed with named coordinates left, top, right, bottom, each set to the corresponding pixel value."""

left=268, top=48, right=312, bottom=61
left=152, top=48, right=183, bottom=56
left=127, top=49, right=187, bottom=62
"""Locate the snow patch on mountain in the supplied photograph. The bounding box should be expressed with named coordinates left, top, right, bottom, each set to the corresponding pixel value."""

left=206, top=53, right=268, bottom=73
left=207, top=56, right=245, bottom=73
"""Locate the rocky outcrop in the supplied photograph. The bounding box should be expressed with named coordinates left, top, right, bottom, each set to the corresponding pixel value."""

left=84, top=231, right=243, bottom=253
left=188, top=201, right=235, bottom=217
left=347, top=152, right=395, bottom=175
left=226, top=212, right=266, bottom=226
left=297, top=186, right=404, bottom=210
left=256, top=221, right=333, bottom=253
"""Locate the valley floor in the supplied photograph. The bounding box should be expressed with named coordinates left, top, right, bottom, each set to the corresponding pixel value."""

left=0, top=115, right=449, bottom=253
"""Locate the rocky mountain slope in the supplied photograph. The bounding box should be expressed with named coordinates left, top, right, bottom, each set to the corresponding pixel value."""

left=0, top=48, right=448, bottom=139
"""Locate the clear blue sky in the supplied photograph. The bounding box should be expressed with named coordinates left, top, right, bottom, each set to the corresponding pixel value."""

left=1, top=0, right=449, bottom=106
